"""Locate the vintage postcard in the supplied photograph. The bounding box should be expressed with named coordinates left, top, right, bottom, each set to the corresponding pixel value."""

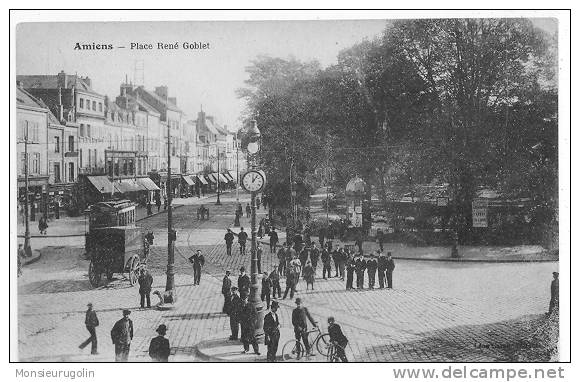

left=11, top=10, right=570, bottom=370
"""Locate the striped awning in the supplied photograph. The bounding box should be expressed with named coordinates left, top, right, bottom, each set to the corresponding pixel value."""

left=136, top=177, right=161, bottom=191
left=197, top=175, right=208, bottom=185
left=182, top=175, right=195, bottom=186
left=224, top=173, right=234, bottom=182
left=207, top=174, right=217, bottom=183
left=218, top=174, right=228, bottom=183
left=228, top=170, right=237, bottom=182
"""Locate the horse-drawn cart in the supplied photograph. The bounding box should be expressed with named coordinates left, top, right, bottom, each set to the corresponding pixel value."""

left=85, top=200, right=149, bottom=287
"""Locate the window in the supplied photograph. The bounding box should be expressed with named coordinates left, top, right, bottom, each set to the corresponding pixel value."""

left=20, top=153, right=26, bottom=175
left=79, top=124, right=85, bottom=137
left=92, top=101, right=96, bottom=111
left=86, top=99, right=90, bottom=109
left=79, top=98, right=84, bottom=108
left=94, top=149, right=97, bottom=167
left=87, top=124, right=91, bottom=138
left=54, top=136, right=60, bottom=153
left=53, top=163, right=61, bottom=183
left=68, top=136, right=74, bottom=152
left=31, top=153, right=40, bottom=174
left=79, top=149, right=83, bottom=168
left=68, top=162, right=75, bottom=182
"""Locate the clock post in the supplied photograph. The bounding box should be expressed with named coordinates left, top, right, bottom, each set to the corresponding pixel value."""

left=241, top=120, right=265, bottom=338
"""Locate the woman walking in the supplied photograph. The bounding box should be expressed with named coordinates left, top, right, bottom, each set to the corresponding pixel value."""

left=303, top=261, right=315, bottom=290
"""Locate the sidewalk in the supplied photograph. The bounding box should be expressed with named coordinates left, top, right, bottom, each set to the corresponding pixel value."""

left=254, top=235, right=557, bottom=263
left=16, top=191, right=229, bottom=239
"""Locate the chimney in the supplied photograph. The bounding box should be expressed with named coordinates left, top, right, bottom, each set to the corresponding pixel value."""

left=168, top=97, right=177, bottom=105
left=154, top=86, right=168, bottom=99
left=57, top=70, right=67, bottom=88
left=58, top=87, right=64, bottom=121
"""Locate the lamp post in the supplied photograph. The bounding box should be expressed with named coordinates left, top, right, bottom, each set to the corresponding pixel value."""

left=161, top=121, right=176, bottom=309
left=22, top=122, right=32, bottom=257
left=244, top=119, right=265, bottom=337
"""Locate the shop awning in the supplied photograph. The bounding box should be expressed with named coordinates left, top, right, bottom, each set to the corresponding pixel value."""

left=197, top=175, right=208, bottom=185
left=136, top=177, right=161, bottom=191
left=218, top=174, right=229, bottom=183
left=115, top=179, right=146, bottom=193
left=207, top=174, right=217, bottom=183
left=87, top=176, right=116, bottom=194
left=228, top=170, right=237, bottom=182
left=182, top=175, right=195, bottom=186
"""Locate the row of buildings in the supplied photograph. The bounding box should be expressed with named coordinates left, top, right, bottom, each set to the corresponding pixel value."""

left=16, top=70, right=246, bottom=217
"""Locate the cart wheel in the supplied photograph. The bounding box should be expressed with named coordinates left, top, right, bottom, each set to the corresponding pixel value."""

left=128, top=257, right=139, bottom=285
left=88, top=260, right=101, bottom=287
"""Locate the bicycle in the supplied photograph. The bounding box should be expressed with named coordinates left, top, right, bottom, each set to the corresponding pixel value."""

left=281, top=326, right=331, bottom=361
left=327, top=341, right=347, bottom=362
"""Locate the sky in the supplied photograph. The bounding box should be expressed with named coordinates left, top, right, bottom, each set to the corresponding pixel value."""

left=16, top=20, right=387, bottom=130
left=16, top=19, right=557, bottom=130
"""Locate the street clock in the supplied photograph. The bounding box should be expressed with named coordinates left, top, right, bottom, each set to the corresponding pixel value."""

left=242, top=170, right=266, bottom=193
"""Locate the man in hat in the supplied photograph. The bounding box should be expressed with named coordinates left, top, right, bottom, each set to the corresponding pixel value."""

left=257, top=242, right=263, bottom=274
left=377, top=250, right=387, bottom=289
left=224, top=229, right=235, bottom=256
left=277, top=245, right=287, bottom=276
left=261, top=271, right=273, bottom=309
left=264, top=301, right=281, bottom=362
left=222, top=271, right=232, bottom=314
left=188, top=250, right=205, bottom=286
left=238, top=227, right=248, bottom=255
left=111, top=309, right=134, bottom=362
left=549, top=272, right=559, bottom=315
left=138, top=268, right=153, bottom=308
left=269, top=266, right=281, bottom=299
left=79, top=302, right=99, bottom=355
left=239, top=296, right=260, bottom=355
left=238, top=267, right=251, bottom=299
left=269, top=227, right=279, bottom=253
left=327, top=317, right=348, bottom=362
left=386, top=252, right=396, bottom=289
left=229, top=287, right=241, bottom=340
left=291, top=298, right=317, bottom=355
left=148, top=324, right=170, bottom=362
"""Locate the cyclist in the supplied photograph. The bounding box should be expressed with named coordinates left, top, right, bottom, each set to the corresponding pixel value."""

left=291, top=298, right=317, bottom=355
left=327, top=316, right=348, bottom=362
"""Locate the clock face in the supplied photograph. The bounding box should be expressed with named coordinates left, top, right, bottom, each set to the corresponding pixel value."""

left=242, top=171, right=265, bottom=192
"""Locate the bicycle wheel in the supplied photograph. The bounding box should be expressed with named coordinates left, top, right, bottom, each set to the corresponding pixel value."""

left=281, top=340, right=304, bottom=361
left=316, top=333, right=331, bottom=356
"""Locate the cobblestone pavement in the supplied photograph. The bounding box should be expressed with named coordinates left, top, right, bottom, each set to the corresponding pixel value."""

left=17, top=193, right=559, bottom=362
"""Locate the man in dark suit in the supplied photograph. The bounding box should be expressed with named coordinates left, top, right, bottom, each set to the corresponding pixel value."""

left=111, top=309, right=133, bottom=362
left=327, top=316, right=348, bottom=362
left=386, top=252, right=395, bottom=289
left=269, top=228, right=279, bottom=253
left=188, top=250, right=205, bottom=286
left=291, top=298, right=317, bottom=355
left=138, top=268, right=153, bottom=308
left=270, top=266, right=281, bottom=299
left=224, top=229, right=235, bottom=256
left=239, top=296, right=260, bottom=355
left=377, top=251, right=387, bottom=288
left=261, top=271, right=272, bottom=309
left=238, top=266, right=251, bottom=299
left=79, top=302, right=99, bottom=355
left=229, top=287, right=241, bottom=340
left=355, top=255, right=366, bottom=289
left=366, top=257, right=377, bottom=289
left=222, top=270, right=232, bottom=314
left=148, top=324, right=170, bottom=362
left=238, top=227, right=248, bottom=255
left=264, top=301, right=281, bottom=362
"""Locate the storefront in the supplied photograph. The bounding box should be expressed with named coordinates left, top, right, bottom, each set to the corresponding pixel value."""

left=18, top=175, right=50, bottom=222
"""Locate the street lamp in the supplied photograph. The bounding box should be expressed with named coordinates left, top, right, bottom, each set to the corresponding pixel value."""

left=242, top=119, right=265, bottom=337
left=215, top=144, right=222, bottom=205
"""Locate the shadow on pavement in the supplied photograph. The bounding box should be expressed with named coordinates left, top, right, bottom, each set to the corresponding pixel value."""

left=361, top=313, right=558, bottom=362
left=18, top=279, right=93, bottom=295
